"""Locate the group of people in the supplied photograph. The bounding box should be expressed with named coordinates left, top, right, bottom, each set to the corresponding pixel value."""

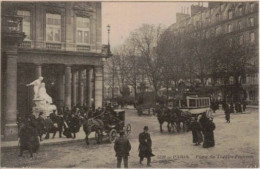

left=222, top=100, right=247, bottom=123
left=114, top=126, right=155, bottom=168
left=190, top=112, right=216, bottom=148
left=17, top=104, right=119, bottom=142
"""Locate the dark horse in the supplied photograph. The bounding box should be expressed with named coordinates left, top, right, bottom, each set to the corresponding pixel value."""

left=156, top=107, right=177, bottom=133
left=156, top=106, right=192, bottom=133
left=18, top=122, right=40, bottom=157
left=82, top=118, right=104, bottom=145
left=172, top=108, right=192, bottom=132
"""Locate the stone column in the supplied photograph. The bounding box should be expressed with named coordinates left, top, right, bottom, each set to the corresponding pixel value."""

left=94, top=66, right=103, bottom=109
left=65, top=65, right=71, bottom=109
left=4, top=49, right=18, bottom=141
left=72, top=71, right=77, bottom=107
left=57, top=73, right=65, bottom=109
left=78, top=69, right=84, bottom=106
left=86, top=67, right=93, bottom=108
left=35, top=64, right=42, bottom=78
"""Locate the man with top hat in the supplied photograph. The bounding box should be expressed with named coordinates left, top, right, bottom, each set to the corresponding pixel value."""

left=114, top=130, right=131, bottom=168
left=138, top=126, right=155, bottom=166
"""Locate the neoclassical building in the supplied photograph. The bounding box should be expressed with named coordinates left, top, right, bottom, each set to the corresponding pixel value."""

left=168, top=2, right=258, bottom=104
left=1, top=2, right=106, bottom=141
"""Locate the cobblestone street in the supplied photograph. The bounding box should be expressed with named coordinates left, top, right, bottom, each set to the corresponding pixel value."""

left=1, top=108, right=258, bottom=168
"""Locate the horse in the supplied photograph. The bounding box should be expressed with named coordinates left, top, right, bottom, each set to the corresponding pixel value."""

left=156, top=106, right=174, bottom=133
left=172, top=108, right=192, bottom=132
left=18, top=122, right=40, bottom=157
left=82, top=117, right=104, bottom=145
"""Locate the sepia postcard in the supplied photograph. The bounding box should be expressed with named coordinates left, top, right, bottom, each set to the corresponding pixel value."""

left=1, top=0, right=259, bottom=168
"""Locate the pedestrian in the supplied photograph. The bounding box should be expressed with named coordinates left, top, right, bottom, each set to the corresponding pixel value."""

left=224, top=104, right=231, bottom=123
left=230, top=102, right=234, bottom=113
left=190, top=117, right=203, bottom=145
left=203, top=118, right=216, bottom=148
left=242, top=100, right=247, bottom=112
left=138, top=126, right=155, bottom=167
left=36, top=112, right=46, bottom=141
left=68, top=113, right=80, bottom=139
left=114, top=130, right=131, bottom=168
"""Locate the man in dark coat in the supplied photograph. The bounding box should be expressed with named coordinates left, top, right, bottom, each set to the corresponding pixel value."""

left=138, top=126, right=155, bottom=166
left=224, top=104, right=231, bottom=123
left=36, top=112, right=46, bottom=141
left=190, top=117, right=203, bottom=145
left=203, top=118, right=216, bottom=148
left=68, top=113, right=80, bottom=139
left=114, top=130, right=131, bottom=168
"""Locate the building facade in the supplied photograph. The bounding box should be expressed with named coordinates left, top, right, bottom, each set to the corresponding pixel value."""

left=168, top=2, right=258, bottom=104
left=1, top=2, right=106, bottom=140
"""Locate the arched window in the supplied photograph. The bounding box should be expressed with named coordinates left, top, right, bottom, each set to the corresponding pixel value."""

left=216, top=14, right=220, bottom=22
left=228, top=9, right=233, bottom=19
left=227, top=24, right=232, bottom=33
left=216, top=26, right=221, bottom=35
left=229, top=76, right=234, bottom=85
left=238, top=5, right=243, bottom=16
left=250, top=32, right=255, bottom=43
left=250, top=3, right=255, bottom=12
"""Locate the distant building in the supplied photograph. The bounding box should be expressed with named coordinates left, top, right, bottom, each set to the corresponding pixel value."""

left=1, top=2, right=106, bottom=140
left=168, top=2, right=258, bottom=104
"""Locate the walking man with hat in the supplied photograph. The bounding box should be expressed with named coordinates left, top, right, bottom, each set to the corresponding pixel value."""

left=114, top=130, right=131, bottom=168
left=139, top=126, right=155, bottom=167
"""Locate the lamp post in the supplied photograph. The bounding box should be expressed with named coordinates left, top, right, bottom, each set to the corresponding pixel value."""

left=107, top=24, right=112, bottom=56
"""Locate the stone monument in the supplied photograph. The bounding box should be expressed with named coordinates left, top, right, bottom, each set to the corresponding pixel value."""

left=27, top=76, right=56, bottom=118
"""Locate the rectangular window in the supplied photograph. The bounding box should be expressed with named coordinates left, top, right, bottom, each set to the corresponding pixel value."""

left=250, top=3, right=255, bottom=12
left=227, top=24, right=232, bottom=33
left=228, top=10, right=233, bottom=19
left=238, top=6, right=243, bottom=16
left=76, top=17, right=90, bottom=44
left=239, top=35, right=244, bottom=45
left=17, top=10, right=31, bottom=40
left=238, top=21, right=242, bottom=30
left=249, top=17, right=255, bottom=27
left=46, top=13, right=61, bottom=42
left=216, top=26, right=221, bottom=35
left=250, top=32, right=255, bottom=43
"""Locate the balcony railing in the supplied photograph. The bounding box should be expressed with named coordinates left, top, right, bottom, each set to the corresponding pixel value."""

left=77, top=45, right=90, bottom=52
left=19, top=41, right=32, bottom=48
left=46, top=42, right=62, bottom=50
left=2, top=15, right=22, bottom=33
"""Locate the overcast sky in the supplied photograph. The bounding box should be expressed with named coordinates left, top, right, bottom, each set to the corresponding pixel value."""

left=102, top=2, right=207, bottom=48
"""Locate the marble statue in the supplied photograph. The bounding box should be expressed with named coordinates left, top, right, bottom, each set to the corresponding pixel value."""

left=38, top=82, right=53, bottom=104
left=26, top=76, right=44, bottom=99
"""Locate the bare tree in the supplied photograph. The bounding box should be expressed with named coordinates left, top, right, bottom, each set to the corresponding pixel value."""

left=129, top=24, right=165, bottom=94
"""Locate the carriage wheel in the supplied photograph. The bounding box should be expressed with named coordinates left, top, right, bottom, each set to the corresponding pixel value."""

left=95, top=129, right=103, bottom=144
left=109, top=129, right=117, bottom=143
left=125, top=124, right=131, bottom=136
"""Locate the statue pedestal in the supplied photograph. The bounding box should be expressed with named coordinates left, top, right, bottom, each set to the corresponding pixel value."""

left=32, top=98, right=56, bottom=119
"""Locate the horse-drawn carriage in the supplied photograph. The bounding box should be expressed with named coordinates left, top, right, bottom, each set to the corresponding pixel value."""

left=84, top=109, right=131, bottom=144
left=178, top=95, right=213, bottom=118
left=96, top=109, right=131, bottom=143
